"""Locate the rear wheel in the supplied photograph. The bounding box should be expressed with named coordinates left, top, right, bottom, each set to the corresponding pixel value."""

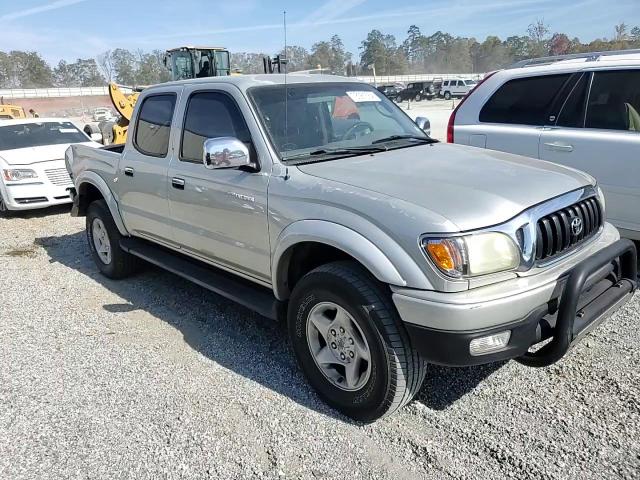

left=86, top=200, right=140, bottom=279
left=288, top=261, right=427, bottom=422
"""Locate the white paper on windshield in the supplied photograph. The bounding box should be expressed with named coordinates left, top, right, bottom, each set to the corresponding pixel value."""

left=58, top=128, right=77, bottom=133
left=346, top=91, right=381, bottom=103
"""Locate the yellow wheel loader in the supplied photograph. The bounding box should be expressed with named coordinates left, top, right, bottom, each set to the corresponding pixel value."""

left=95, top=46, right=231, bottom=145
left=0, top=102, right=27, bottom=120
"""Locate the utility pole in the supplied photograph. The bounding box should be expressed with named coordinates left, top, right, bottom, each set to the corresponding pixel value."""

left=367, top=64, right=377, bottom=87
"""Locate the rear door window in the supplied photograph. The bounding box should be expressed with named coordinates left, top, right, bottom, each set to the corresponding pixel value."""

left=556, top=73, right=589, bottom=128
left=585, top=69, right=640, bottom=132
left=134, top=94, right=176, bottom=157
left=480, top=74, right=571, bottom=125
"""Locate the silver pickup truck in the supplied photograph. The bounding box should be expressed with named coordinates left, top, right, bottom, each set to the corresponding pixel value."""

left=66, top=74, right=637, bottom=422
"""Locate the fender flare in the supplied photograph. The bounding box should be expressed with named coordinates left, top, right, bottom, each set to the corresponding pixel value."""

left=75, top=171, right=129, bottom=236
left=272, top=220, right=432, bottom=300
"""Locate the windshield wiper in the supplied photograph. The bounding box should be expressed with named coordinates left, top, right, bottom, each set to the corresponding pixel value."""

left=372, top=135, right=437, bottom=144
left=283, top=145, right=387, bottom=162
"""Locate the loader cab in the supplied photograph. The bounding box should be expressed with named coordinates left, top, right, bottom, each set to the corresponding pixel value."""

left=164, top=47, right=231, bottom=81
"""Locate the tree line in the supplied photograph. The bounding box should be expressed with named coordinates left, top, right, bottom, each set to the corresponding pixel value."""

left=1, top=21, right=638, bottom=89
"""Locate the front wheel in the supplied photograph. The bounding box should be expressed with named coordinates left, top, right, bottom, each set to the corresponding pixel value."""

left=444, top=91, right=451, bottom=100
left=415, top=94, right=422, bottom=102
left=86, top=200, right=140, bottom=279
left=288, top=261, right=426, bottom=422
left=0, top=192, right=11, bottom=217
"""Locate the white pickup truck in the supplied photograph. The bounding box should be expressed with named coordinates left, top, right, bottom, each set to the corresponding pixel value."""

left=66, top=74, right=637, bottom=421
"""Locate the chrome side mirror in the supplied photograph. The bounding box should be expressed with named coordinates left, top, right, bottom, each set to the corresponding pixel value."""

left=203, top=137, right=251, bottom=170
left=415, top=116, right=431, bottom=136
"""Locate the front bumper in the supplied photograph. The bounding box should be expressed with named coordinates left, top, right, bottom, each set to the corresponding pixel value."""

left=1, top=160, right=73, bottom=211
left=397, top=239, right=637, bottom=367
left=1, top=182, right=73, bottom=210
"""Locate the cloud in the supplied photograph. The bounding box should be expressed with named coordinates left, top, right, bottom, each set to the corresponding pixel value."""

left=0, top=0, right=90, bottom=21
left=127, top=0, right=553, bottom=45
left=302, top=0, right=368, bottom=24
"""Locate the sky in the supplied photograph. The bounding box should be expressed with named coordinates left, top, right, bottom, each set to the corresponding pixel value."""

left=1, top=0, right=639, bottom=64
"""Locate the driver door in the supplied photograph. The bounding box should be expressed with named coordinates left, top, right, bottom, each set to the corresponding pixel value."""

left=167, top=85, right=272, bottom=283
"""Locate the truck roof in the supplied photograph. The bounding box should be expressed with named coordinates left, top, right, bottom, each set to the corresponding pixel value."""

left=144, top=73, right=360, bottom=93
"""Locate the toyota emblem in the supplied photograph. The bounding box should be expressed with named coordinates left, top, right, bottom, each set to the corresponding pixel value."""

left=570, top=217, right=583, bottom=236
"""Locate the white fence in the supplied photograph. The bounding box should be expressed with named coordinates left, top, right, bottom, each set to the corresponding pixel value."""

left=355, top=73, right=484, bottom=84
left=0, top=85, right=133, bottom=99
left=0, top=74, right=486, bottom=98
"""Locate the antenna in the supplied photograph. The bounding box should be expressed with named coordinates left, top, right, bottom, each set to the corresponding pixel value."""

left=283, top=10, right=288, bottom=155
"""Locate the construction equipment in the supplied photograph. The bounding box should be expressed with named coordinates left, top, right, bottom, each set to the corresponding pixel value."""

left=164, top=46, right=231, bottom=80
left=0, top=99, right=26, bottom=120
left=96, top=46, right=231, bottom=145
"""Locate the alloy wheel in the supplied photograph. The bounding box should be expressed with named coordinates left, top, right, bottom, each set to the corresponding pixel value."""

left=91, top=218, right=112, bottom=264
left=306, top=301, right=372, bottom=391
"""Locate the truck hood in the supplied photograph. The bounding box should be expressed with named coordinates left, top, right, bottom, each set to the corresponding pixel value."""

left=0, top=142, right=98, bottom=166
left=297, top=143, right=593, bottom=232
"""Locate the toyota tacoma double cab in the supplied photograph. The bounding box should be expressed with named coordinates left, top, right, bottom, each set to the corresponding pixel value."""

left=66, top=74, right=637, bottom=422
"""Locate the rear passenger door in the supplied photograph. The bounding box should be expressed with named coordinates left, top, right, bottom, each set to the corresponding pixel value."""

left=167, top=86, right=272, bottom=283
left=117, top=90, right=180, bottom=245
left=539, top=68, right=640, bottom=236
left=469, top=73, right=571, bottom=158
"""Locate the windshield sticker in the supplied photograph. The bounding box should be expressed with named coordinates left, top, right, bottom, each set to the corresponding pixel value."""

left=346, top=91, right=381, bottom=103
left=58, top=128, right=78, bottom=133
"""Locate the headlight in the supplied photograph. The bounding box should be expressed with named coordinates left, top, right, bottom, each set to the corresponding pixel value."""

left=2, top=169, right=38, bottom=181
left=423, top=232, right=520, bottom=278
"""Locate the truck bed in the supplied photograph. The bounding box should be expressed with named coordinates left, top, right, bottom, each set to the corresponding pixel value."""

left=66, top=143, right=122, bottom=182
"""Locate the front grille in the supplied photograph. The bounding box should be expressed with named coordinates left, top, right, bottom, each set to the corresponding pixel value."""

left=45, top=168, right=73, bottom=187
left=535, top=197, right=602, bottom=261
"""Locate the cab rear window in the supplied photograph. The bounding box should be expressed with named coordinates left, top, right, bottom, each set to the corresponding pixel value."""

left=480, top=74, right=570, bottom=125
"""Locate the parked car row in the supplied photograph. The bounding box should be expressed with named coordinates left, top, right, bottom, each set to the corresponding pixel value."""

left=377, top=77, right=479, bottom=102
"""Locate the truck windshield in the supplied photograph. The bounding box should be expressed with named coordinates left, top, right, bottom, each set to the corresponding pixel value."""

left=0, top=121, right=88, bottom=150
left=248, top=83, right=429, bottom=161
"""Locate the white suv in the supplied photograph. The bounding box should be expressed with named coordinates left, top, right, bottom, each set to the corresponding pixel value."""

left=448, top=50, right=640, bottom=240
left=440, top=78, right=477, bottom=100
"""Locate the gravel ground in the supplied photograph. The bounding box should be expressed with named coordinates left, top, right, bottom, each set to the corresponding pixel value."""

left=1, top=206, right=639, bottom=480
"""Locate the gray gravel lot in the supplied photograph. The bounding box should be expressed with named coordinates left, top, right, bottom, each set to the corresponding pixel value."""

left=1, top=206, right=639, bottom=480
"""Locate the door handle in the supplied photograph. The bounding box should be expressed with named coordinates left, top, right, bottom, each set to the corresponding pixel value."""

left=123, top=167, right=134, bottom=177
left=544, top=142, right=574, bottom=152
left=172, top=177, right=185, bottom=190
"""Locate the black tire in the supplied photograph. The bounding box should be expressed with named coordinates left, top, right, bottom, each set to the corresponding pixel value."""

left=0, top=192, right=11, bottom=217
left=84, top=123, right=100, bottom=136
left=288, top=261, right=427, bottom=422
left=98, top=121, right=115, bottom=146
left=444, top=91, right=451, bottom=100
left=415, top=93, right=422, bottom=102
left=86, top=200, right=140, bottom=279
